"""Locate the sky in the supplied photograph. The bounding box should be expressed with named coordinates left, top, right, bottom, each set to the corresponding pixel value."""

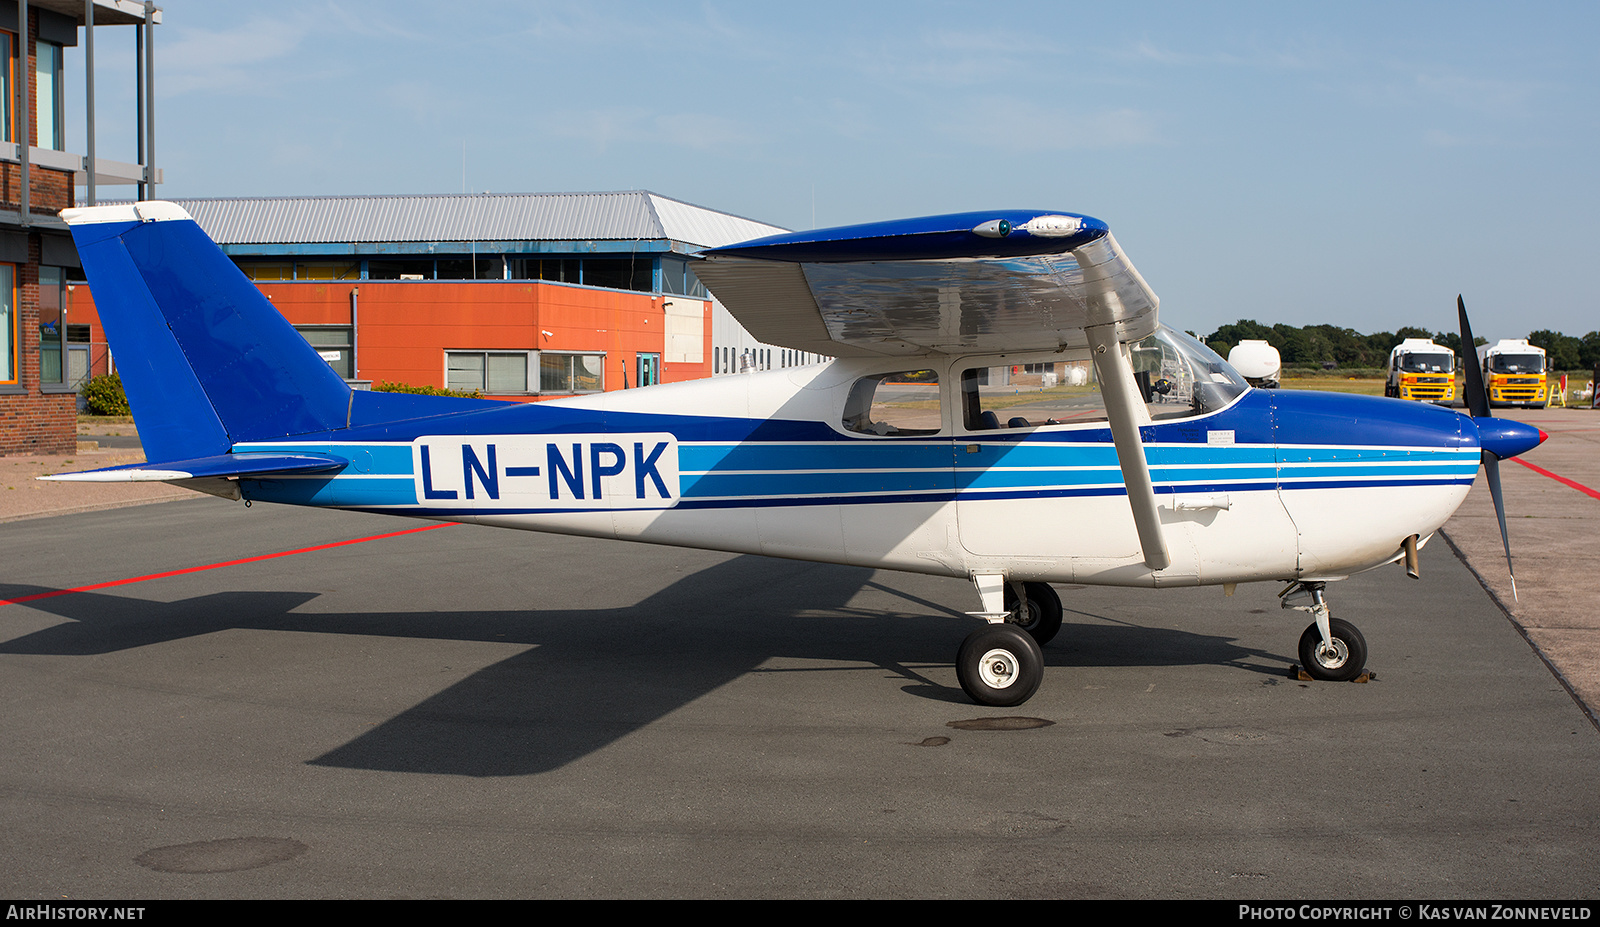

left=61, top=0, right=1600, bottom=340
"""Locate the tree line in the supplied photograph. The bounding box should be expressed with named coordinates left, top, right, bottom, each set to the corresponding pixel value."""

left=1203, top=320, right=1600, bottom=371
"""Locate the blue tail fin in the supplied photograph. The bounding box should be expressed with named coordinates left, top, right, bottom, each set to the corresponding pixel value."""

left=63, top=202, right=353, bottom=463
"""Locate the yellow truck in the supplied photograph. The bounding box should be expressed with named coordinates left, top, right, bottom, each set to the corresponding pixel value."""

left=1384, top=338, right=1456, bottom=404
left=1476, top=339, right=1549, bottom=408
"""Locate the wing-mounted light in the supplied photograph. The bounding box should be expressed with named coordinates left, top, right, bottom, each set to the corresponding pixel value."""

left=972, top=219, right=1013, bottom=238
left=972, top=215, right=1085, bottom=239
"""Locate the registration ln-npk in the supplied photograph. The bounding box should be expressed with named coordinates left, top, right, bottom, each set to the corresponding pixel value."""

left=47, top=204, right=1544, bottom=706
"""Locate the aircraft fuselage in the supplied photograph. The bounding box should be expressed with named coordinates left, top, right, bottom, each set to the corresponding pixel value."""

left=232, top=353, right=1478, bottom=589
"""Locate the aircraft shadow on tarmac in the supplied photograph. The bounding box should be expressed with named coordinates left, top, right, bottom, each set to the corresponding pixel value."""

left=0, top=556, right=1285, bottom=777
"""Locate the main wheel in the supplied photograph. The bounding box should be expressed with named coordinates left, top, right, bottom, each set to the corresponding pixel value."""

left=1297, top=618, right=1368, bottom=682
left=1005, top=582, right=1063, bottom=646
left=957, top=624, right=1044, bottom=706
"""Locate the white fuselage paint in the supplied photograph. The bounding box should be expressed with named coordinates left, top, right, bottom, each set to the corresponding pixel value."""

left=239, top=353, right=1475, bottom=591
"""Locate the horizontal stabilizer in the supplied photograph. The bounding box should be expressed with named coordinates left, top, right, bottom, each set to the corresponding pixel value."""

left=40, top=453, right=348, bottom=483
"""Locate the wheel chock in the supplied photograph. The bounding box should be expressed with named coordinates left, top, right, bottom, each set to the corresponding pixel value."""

left=1290, top=664, right=1374, bottom=683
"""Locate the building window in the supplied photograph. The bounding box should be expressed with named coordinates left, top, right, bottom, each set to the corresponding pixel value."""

left=38, top=266, right=64, bottom=385
left=0, top=264, right=14, bottom=385
left=297, top=326, right=353, bottom=379
left=540, top=352, right=604, bottom=394
left=367, top=259, right=435, bottom=280
left=505, top=257, right=652, bottom=293
left=447, top=351, right=529, bottom=394
left=294, top=261, right=358, bottom=281
left=235, top=261, right=292, bottom=281
left=0, top=30, right=12, bottom=144
left=659, top=256, right=709, bottom=298
left=35, top=40, right=63, bottom=151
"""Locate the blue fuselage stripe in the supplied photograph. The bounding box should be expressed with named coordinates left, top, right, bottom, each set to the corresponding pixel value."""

left=233, top=401, right=1480, bottom=514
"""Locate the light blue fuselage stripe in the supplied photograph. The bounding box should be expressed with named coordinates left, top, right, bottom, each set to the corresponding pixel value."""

left=237, top=443, right=415, bottom=474
left=234, top=435, right=1476, bottom=512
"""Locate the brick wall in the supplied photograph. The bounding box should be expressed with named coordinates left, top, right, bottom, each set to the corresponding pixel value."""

left=0, top=392, right=75, bottom=455
left=1, top=232, right=77, bottom=457
left=0, top=11, right=82, bottom=457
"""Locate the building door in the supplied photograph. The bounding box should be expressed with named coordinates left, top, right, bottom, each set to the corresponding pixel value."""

left=636, top=353, right=660, bottom=387
left=66, top=345, right=90, bottom=388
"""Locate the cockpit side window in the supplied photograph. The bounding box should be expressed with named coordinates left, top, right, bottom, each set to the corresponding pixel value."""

left=961, top=361, right=1101, bottom=430
left=961, top=328, right=1248, bottom=432
left=842, top=370, right=942, bottom=436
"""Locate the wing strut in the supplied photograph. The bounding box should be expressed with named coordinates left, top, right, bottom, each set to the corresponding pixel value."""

left=1086, top=323, right=1170, bottom=572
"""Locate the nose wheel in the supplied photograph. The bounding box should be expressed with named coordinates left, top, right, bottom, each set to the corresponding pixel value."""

left=1281, top=581, right=1370, bottom=682
left=1297, top=617, right=1368, bottom=682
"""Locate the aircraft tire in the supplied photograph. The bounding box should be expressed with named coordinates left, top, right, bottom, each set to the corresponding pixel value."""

left=957, top=624, right=1044, bottom=707
left=1006, top=582, right=1064, bottom=646
left=1297, top=618, right=1368, bottom=682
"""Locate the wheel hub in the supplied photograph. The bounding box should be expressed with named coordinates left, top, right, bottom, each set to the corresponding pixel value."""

left=978, top=648, right=1019, bottom=689
left=1315, top=639, right=1349, bottom=670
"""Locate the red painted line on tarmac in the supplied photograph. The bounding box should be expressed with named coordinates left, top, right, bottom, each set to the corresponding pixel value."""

left=0, top=522, right=456, bottom=607
left=1511, top=457, right=1600, bottom=501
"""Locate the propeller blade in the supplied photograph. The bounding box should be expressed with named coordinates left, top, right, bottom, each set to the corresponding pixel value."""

left=1460, top=296, right=1525, bottom=600
left=1482, top=453, right=1517, bottom=602
left=1458, top=295, right=1490, bottom=419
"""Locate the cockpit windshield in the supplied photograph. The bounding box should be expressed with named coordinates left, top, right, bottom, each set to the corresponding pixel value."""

left=1129, top=327, right=1250, bottom=420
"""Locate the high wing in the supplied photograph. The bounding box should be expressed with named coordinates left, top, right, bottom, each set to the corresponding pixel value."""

left=698, top=209, right=1172, bottom=570
left=694, top=210, right=1159, bottom=358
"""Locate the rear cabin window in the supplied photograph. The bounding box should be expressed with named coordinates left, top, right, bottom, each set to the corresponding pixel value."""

left=842, top=370, right=942, bottom=436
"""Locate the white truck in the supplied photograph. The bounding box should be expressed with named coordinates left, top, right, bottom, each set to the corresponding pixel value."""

left=1384, top=338, right=1456, bottom=405
left=1477, top=339, right=1550, bottom=408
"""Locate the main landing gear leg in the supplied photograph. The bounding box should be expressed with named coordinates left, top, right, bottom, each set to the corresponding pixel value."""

left=1006, top=580, right=1064, bottom=646
left=956, top=573, right=1044, bottom=707
left=1280, top=581, right=1369, bottom=682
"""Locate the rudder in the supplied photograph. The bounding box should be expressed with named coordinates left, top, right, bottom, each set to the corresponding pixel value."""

left=64, top=202, right=352, bottom=463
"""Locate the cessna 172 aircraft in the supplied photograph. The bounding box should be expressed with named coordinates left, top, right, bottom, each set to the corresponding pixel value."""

left=46, top=202, right=1544, bottom=707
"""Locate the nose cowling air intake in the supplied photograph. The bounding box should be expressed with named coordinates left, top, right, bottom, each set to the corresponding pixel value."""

left=1473, top=418, right=1546, bottom=461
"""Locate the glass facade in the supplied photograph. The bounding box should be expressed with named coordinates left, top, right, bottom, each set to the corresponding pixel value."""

left=38, top=267, right=63, bottom=384
left=238, top=255, right=663, bottom=291
left=447, top=351, right=531, bottom=394
left=0, top=30, right=12, bottom=144
left=297, top=326, right=354, bottom=379
left=0, top=265, right=13, bottom=385
left=36, top=40, right=62, bottom=151
left=539, top=352, right=603, bottom=394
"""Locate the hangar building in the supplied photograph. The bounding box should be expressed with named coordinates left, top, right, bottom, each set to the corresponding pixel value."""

left=65, top=190, right=828, bottom=403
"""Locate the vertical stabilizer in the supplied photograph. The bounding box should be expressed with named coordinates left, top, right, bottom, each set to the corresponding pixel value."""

left=63, top=202, right=352, bottom=462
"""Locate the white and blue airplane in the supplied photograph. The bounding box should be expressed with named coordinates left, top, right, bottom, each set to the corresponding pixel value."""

left=46, top=202, right=1544, bottom=706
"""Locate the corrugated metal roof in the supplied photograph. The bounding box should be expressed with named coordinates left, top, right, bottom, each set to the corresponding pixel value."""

left=648, top=195, right=786, bottom=251
left=161, top=191, right=787, bottom=249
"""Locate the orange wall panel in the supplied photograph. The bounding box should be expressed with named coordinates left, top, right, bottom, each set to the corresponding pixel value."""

left=71, top=277, right=713, bottom=399
left=257, top=281, right=710, bottom=397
